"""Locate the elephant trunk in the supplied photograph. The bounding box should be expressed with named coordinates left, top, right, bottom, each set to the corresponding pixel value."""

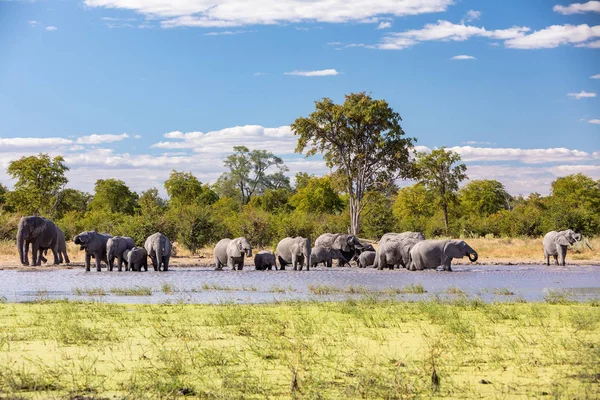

left=245, top=249, right=252, bottom=257
left=468, top=251, right=478, bottom=262
left=17, top=228, right=25, bottom=265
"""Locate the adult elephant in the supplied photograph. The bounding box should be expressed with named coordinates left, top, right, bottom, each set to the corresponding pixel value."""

left=314, top=233, right=362, bottom=266
left=17, top=216, right=61, bottom=266
left=123, top=247, right=148, bottom=272
left=74, top=231, right=112, bottom=272
left=276, top=237, right=311, bottom=271
left=214, top=237, right=252, bottom=270
left=145, top=232, right=172, bottom=272
left=543, top=229, right=587, bottom=266
left=408, top=240, right=478, bottom=272
left=375, top=238, right=422, bottom=270
left=107, top=236, right=135, bottom=271
left=39, top=226, right=70, bottom=265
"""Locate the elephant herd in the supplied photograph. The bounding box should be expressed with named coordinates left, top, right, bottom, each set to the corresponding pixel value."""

left=16, top=216, right=587, bottom=271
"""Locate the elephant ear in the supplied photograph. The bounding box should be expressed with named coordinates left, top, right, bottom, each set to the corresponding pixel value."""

left=444, top=241, right=464, bottom=259
left=555, top=234, right=570, bottom=246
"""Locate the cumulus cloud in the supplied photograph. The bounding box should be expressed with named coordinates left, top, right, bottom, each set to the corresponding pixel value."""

left=553, top=1, right=600, bottom=15
left=0, top=138, right=73, bottom=152
left=45, top=26, right=58, bottom=31
left=461, top=10, right=481, bottom=24
left=451, top=54, right=476, bottom=60
left=589, top=119, right=600, bottom=124
left=284, top=69, right=339, bottom=76
left=505, top=24, right=600, bottom=49
left=83, top=0, right=453, bottom=28
left=377, top=21, right=392, bottom=29
left=76, top=133, right=130, bottom=144
left=568, top=90, right=597, bottom=99
left=592, top=74, right=600, bottom=79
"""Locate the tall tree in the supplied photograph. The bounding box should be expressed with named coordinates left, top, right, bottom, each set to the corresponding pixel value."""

left=288, top=175, right=345, bottom=214
left=88, top=179, right=138, bottom=215
left=292, top=92, right=414, bottom=235
left=6, top=153, right=69, bottom=216
left=459, top=179, right=511, bottom=216
left=218, top=146, right=290, bottom=205
left=164, top=170, right=218, bottom=206
left=414, top=148, right=467, bottom=232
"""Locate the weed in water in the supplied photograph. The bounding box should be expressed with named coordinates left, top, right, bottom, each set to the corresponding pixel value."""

left=446, top=286, right=467, bottom=295
left=73, top=288, right=107, bottom=296
left=110, top=287, right=152, bottom=296
left=161, top=283, right=176, bottom=294
left=493, top=288, right=515, bottom=296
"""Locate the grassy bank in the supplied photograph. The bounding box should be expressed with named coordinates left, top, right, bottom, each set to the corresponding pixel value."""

left=0, top=299, right=598, bottom=399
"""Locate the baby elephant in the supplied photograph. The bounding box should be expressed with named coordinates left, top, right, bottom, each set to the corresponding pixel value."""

left=123, top=247, right=148, bottom=272
left=357, top=251, right=376, bottom=268
left=254, top=251, right=277, bottom=270
left=310, top=246, right=348, bottom=268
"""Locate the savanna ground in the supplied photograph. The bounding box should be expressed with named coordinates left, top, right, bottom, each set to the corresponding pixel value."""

left=0, top=297, right=599, bottom=399
left=0, top=237, right=599, bottom=269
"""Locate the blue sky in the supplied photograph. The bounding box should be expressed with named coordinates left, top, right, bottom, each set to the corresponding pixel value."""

left=0, top=0, right=598, bottom=195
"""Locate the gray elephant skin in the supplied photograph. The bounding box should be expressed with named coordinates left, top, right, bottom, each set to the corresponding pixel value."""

left=107, top=236, right=135, bottom=271
left=123, top=247, right=148, bottom=271
left=314, top=233, right=362, bottom=266
left=543, top=229, right=585, bottom=266
left=74, top=231, right=113, bottom=272
left=254, top=251, right=277, bottom=270
left=39, top=226, right=70, bottom=265
left=214, top=237, right=252, bottom=270
left=358, top=251, right=376, bottom=268
left=373, top=232, right=425, bottom=270
left=145, top=232, right=172, bottom=271
left=17, top=216, right=62, bottom=266
left=310, top=246, right=347, bottom=268
left=276, top=237, right=311, bottom=271
left=409, top=239, right=478, bottom=272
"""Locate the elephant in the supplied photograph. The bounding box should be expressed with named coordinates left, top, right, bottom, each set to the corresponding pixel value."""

left=358, top=251, right=376, bottom=268
left=408, top=240, right=478, bottom=272
left=254, top=251, right=277, bottom=270
left=107, top=236, right=135, bottom=271
left=310, top=246, right=348, bottom=268
left=375, top=238, right=422, bottom=270
left=17, top=216, right=61, bottom=266
left=379, top=232, right=425, bottom=245
left=276, top=237, right=311, bottom=271
left=314, top=233, right=363, bottom=266
left=543, top=229, right=586, bottom=266
left=123, top=247, right=148, bottom=271
left=214, top=237, right=252, bottom=270
left=74, top=231, right=113, bottom=272
left=145, top=232, right=172, bottom=272
left=373, top=232, right=425, bottom=270
left=38, top=226, right=70, bottom=265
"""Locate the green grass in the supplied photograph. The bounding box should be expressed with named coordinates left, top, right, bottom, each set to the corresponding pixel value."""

left=384, top=283, right=427, bottom=294
left=73, top=287, right=107, bottom=296
left=446, top=286, right=467, bottom=295
left=0, top=300, right=598, bottom=399
left=161, top=283, right=176, bottom=294
left=493, top=287, right=516, bottom=296
left=109, top=287, right=152, bottom=296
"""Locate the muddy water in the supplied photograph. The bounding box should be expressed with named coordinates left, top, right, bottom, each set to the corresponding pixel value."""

left=0, top=264, right=599, bottom=303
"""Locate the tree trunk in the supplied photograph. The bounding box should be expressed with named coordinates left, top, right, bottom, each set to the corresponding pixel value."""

left=350, top=199, right=361, bottom=236
left=442, top=202, right=449, bottom=233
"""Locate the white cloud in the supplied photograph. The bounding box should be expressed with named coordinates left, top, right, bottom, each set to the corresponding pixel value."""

left=461, top=10, right=481, bottom=24
left=29, top=20, right=37, bottom=26
left=76, top=133, right=130, bottom=144
left=505, top=24, right=600, bottom=49
left=45, top=26, right=57, bottom=31
left=451, top=54, right=476, bottom=60
left=83, top=0, right=454, bottom=28
left=0, top=138, right=73, bottom=152
left=567, top=90, right=597, bottom=99
left=462, top=141, right=496, bottom=145
left=134, top=134, right=142, bottom=139
left=553, top=1, right=600, bottom=15
left=377, top=21, right=392, bottom=30
left=576, top=39, right=600, bottom=48
left=204, top=30, right=252, bottom=36
left=284, top=69, right=339, bottom=76
left=589, top=119, right=600, bottom=124
left=592, top=74, right=600, bottom=79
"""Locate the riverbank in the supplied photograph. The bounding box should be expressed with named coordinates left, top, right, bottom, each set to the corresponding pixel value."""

left=0, top=299, right=598, bottom=399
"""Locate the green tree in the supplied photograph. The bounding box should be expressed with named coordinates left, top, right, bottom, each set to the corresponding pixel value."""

left=217, top=146, right=290, bottom=205
left=289, top=175, right=345, bottom=214
left=414, top=148, right=467, bottom=232
left=292, top=92, right=415, bottom=235
left=460, top=179, right=511, bottom=216
left=164, top=170, right=218, bottom=206
left=88, top=179, right=138, bottom=215
left=6, top=153, right=69, bottom=216
left=138, top=188, right=166, bottom=216
left=360, top=191, right=395, bottom=239
left=393, top=184, right=435, bottom=234
left=55, top=189, right=91, bottom=218
left=0, top=184, right=7, bottom=210
left=248, top=188, right=293, bottom=213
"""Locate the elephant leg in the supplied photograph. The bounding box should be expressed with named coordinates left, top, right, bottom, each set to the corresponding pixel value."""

left=152, top=256, right=158, bottom=271
left=63, top=251, right=70, bottom=264
left=215, top=257, right=222, bottom=270
left=163, top=257, right=169, bottom=272
left=553, top=255, right=559, bottom=265
left=144, top=258, right=148, bottom=272
left=109, top=257, right=114, bottom=271
left=51, top=248, right=59, bottom=265
left=116, top=256, right=122, bottom=272
left=31, top=243, right=40, bottom=266
left=94, top=253, right=102, bottom=272
left=227, top=258, right=235, bottom=271
left=23, top=241, right=30, bottom=266
left=85, top=253, right=91, bottom=272
left=560, top=247, right=567, bottom=266
left=292, top=255, right=298, bottom=271
left=278, top=256, right=286, bottom=271
left=38, top=250, right=47, bottom=264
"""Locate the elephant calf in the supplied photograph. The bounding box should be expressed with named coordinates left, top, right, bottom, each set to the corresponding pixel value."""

left=123, top=247, right=148, bottom=272
left=310, top=246, right=347, bottom=268
left=254, top=251, right=277, bottom=270
left=214, top=237, right=252, bottom=270
left=357, top=251, right=376, bottom=268
left=543, top=229, right=586, bottom=266
left=145, top=232, right=172, bottom=272
left=408, top=240, right=478, bottom=272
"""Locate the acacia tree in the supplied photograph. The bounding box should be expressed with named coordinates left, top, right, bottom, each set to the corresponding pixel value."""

left=292, top=92, right=415, bottom=235
left=218, top=146, right=290, bottom=205
left=6, top=153, right=69, bottom=216
left=414, top=148, right=467, bottom=232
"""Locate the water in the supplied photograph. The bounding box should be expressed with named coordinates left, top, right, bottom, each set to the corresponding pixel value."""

left=1, top=264, right=599, bottom=304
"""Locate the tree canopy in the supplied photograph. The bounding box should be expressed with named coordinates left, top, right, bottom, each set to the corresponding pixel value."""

left=88, top=179, right=139, bottom=215
left=292, top=92, right=415, bottom=235
left=460, top=179, right=511, bottom=216
left=164, top=170, right=218, bottom=206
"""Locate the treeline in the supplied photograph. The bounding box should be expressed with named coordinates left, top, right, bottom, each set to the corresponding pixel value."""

left=0, top=155, right=598, bottom=252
